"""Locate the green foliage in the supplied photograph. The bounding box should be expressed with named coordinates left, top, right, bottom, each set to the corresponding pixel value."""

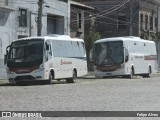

left=85, top=24, right=101, bottom=52
left=85, top=24, right=101, bottom=71
left=140, top=29, right=158, bottom=42
left=152, top=33, right=158, bottom=42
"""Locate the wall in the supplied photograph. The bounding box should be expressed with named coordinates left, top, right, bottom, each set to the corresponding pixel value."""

left=70, top=7, right=85, bottom=39
left=0, top=2, right=16, bottom=79
left=0, top=0, right=69, bottom=79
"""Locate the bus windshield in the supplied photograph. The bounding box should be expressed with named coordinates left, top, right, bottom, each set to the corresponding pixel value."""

left=8, top=39, right=44, bottom=68
left=93, top=41, right=124, bottom=66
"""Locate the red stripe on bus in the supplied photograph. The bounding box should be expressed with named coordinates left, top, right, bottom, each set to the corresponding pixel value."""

left=9, top=65, right=40, bottom=74
left=144, top=55, right=157, bottom=60
left=96, top=64, right=121, bottom=72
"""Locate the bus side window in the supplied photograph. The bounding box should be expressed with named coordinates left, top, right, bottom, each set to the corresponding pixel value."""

left=45, top=42, right=52, bottom=61
left=52, top=40, right=59, bottom=57
left=78, top=42, right=85, bottom=57
left=125, top=48, right=129, bottom=62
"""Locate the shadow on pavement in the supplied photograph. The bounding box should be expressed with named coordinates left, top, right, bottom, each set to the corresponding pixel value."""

left=0, top=80, right=70, bottom=86
left=79, top=76, right=96, bottom=79
left=0, top=83, right=12, bottom=86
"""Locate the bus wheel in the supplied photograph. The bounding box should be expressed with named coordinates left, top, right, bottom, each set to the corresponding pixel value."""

left=144, top=67, right=152, bottom=78
left=48, top=73, right=53, bottom=84
left=66, top=70, right=76, bottom=83
left=13, top=81, right=17, bottom=86
left=128, top=67, right=134, bottom=79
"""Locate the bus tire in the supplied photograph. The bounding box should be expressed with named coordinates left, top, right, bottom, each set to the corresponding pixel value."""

left=66, top=70, right=76, bottom=83
left=122, top=75, right=128, bottom=78
left=127, top=67, right=134, bottom=79
left=48, top=72, right=53, bottom=84
left=143, top=66, right=152, bottom=78
left=13, top=81, right=17, bottom=86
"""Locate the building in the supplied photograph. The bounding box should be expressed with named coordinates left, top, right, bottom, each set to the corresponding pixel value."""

left=0, top=0, right=92, bottom=79
left=74, top=0, right=160, bottom=38
left=74, top=0, right=160, bottom=70
left=70, top=0, right=94, bottom=38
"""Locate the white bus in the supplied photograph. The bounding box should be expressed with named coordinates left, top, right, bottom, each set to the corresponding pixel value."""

left=92, top=36, right=157, bottom=78
left=4, top=35, right=87, bottom=84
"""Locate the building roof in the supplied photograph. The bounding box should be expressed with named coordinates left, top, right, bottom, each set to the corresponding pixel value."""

left=70, top=0, right=94, bottom=10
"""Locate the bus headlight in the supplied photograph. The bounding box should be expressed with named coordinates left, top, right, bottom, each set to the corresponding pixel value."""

left=34, top=64, right=44, bottom=73
left=6, top=68, right=14, bottom=74
left=34, top=68, right=44, bottom=73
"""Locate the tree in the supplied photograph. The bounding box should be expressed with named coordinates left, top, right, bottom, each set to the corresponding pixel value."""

left=85, top=22, right=101, bottom=71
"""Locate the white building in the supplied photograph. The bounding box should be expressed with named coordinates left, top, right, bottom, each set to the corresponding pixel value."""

left=0, top=0, right=93, bottom=79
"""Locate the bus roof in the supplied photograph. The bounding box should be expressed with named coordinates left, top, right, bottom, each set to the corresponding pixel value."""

left=94, top=36, right=154, bottom=44
left=13, top=35, right=84, bottom=42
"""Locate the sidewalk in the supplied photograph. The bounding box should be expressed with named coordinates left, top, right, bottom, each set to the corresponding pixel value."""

left=0, top=80, right=9, bottom=85
left=84, top=71, right=160, bottom=78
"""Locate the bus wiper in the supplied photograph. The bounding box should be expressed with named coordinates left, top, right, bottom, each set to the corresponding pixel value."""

left=108, top=54, right=118, bottom=65
left=99, top=53, right=117, bottom=66
left=11, top=57, right=24, bottom=62
left=99, top=56, right=108, bottom=66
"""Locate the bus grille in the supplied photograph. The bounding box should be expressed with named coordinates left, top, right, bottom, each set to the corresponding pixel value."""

left=15, top=75, right=36, bottom=81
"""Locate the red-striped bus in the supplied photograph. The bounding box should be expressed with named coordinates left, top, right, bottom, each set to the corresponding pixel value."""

left=92, top=36, right=157, bottom=78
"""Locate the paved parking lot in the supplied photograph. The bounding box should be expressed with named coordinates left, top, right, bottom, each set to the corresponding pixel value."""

left=0, top=73, right=160, bottom=119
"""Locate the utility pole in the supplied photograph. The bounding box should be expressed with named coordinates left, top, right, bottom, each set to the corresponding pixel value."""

left=157, top=6, right=160, bottom=70
left=129, top=0, right=133, bottom=36
left=37, top=0, right=44, bottom=36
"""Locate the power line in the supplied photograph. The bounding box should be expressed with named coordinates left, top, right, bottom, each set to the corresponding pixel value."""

left=43, top=0, right=137, bottom=34
left=9, top=0, right=37, bottom=3
left=45, top=5, right=68, bottom=14
left=93, top=0, right=128, bottom=15
left=9, top=0, right=37, bottom=1
left=10, top=0, right=139, bottom=34
left=70, top=13, right=139, bottom=30
left=92, top=0, right=130, bottom=19
left=43, top=0, right=130, bottom=27
left=44, top=0, right=129, bottom=22
left=9, top=1, right=37, bottom=4
left=71, top=0, right=130, bottom=22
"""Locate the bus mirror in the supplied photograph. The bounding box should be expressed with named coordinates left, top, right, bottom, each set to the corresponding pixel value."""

left=125, top=48, right=129, bottom=62
left=125, top=55, right=129, bottom=62
left=6, top=45, right=10, bottom=55
left=46, top=43, right=49, bottom=50
left=6, top=49, right=9, bottom=55
left=4, top=48, right=9, bottom=65
left=4, top=54, right=7, bottom=65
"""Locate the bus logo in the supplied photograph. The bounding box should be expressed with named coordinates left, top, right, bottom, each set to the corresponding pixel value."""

left=2, top=112, right=11, bottom=117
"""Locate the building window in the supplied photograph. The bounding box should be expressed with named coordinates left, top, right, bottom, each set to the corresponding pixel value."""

left=19, top=9, right=27, bottom=27
left=145, top=15, right=148, bottom=30
left=150, top=16, right=153, bottom=31
left=140, top=14, right=143, bottom=29
left=47, top=15, right=64, bottom=35
left=5, top=0, right=8, bottom=5
left=117, top=15, right=126, bottom=30
left=155, top=17, right=158, bottom=28
left=78, top=13, right=82, bottom=28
